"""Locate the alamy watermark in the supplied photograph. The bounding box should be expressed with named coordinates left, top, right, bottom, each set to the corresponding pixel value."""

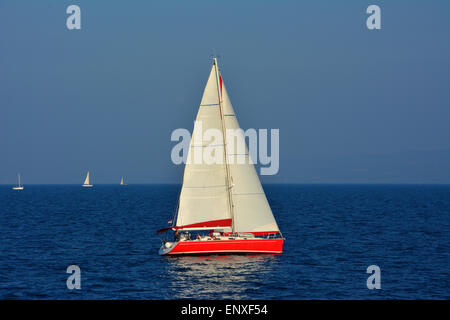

left=66, top=265, right=81, bottom=290
left=65, top=4, right=381, bottom=31
left=366, top=265, right=381, bottom=289
left=171, top=121, right=279, bottom=175
left=366, top=5, right=381, bottom=30
left=66, top=5, right=81, bottom=30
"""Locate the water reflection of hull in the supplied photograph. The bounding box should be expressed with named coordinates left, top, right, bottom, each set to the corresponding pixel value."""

left=165, top=254, right=281, bottom=299
left=160, top=238, right=283, bottom=256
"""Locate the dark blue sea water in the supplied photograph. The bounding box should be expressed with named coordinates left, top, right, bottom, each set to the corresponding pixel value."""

left=0, top=184, right=448, bottom=299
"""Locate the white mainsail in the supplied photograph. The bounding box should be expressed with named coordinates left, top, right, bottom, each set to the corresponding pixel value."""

left=120, top=176, right=124, bottom=185
left=175, top=61, right=231, bottom=230
left=173, top=59, right=280, bottom=235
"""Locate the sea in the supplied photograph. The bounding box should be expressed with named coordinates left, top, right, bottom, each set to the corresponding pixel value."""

left=0, top=184, right=448, bottom=299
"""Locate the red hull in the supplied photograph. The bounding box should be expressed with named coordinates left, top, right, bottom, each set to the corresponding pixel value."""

left=162, top=238, right=284, bottom=255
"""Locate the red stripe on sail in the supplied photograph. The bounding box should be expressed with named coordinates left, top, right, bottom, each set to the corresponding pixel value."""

left=157, top=219, right=232, bottom=234
left=177, top=218, right=232, bottom=229
left=219, top=75, right=223, bottom=98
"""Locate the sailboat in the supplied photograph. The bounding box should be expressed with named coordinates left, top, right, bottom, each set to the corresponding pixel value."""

left=12, top=173, right=24, bottom=190
left=120, top=176, right=127, bottom=186
left=157, top=58, right=284, bottom=255
left=82, top=171, right=93, bottom=187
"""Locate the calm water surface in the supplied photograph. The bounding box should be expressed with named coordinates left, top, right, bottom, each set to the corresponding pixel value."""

left=0, top=184, right=448, bottom=299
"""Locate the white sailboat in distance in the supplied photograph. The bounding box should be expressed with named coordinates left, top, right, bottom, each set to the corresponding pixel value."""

left=157, top=58, right=284, bottom=255
left=120, top=176, right=127, bottom=186
left=82, top=171, right=93, bottom=187
left=12, top=173, right=24, bottom=190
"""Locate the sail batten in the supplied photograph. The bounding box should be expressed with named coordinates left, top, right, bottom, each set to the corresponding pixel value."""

left=183, top=185, right=227, bottom=189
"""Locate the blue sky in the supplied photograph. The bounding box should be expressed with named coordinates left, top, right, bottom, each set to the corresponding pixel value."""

left=0, top=1, right=449, bottom=184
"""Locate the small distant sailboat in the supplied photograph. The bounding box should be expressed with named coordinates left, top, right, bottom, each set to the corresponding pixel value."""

left=82, top=171, right=93, bottom=187
left=12, top=173, right=24, bottom=190
left=120, top=176, right=127, bottom=186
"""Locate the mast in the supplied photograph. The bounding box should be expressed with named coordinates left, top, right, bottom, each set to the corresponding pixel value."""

left=18, top=174, right=21, bottom=187
left=213, top=57, right=235, bottom=233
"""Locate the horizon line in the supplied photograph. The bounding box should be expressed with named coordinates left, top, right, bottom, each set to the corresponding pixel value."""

left=1, top=182, right=450, bottom=186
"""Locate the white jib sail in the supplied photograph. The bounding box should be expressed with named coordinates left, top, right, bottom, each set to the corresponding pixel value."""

left=221, top=81, right=280, bottom=234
